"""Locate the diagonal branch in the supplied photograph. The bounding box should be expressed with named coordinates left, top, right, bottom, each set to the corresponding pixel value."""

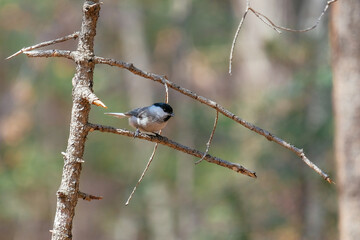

left=6, top=31, right=79, bottom=60
left=229, top=0, right=251, bottom=75
left=87, top=123, right=257, bottom=178
left=125, top=142, right=160, bottom=206
left=195, top=111, right=219, bottom=165
left=249, top=8, right=282, bottom=33
left=93, top=56, right=333, bottom=183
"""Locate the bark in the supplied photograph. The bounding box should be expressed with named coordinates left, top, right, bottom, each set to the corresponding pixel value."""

left=330, top=1, right=360, bottom=240
left=51, top=1, right=100, bottom=240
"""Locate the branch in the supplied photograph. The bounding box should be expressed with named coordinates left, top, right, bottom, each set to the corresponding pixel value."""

left=87, top=123, right=257, bottom=178
left=229, top=0, right=338, bottom=73
left=6, top=31, right=79, bottom=60
left=93, top=57, right=333, bottom=183
left=125, top=143, right=160, bottom=206
left=79, top=87, right=108, bottom=109
left=229, top=0, right=250, bottom=75
left=24, top=49, right=74, bottom=60
left=249, top=0, right=338, bottom=33
left=249, top=8, right=282, bottom=33
left=195, top=111, right=219, bottom=165
left=78, top=191, right=103, bottom=201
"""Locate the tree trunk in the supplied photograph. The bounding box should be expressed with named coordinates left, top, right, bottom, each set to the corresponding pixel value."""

left=51, top=2, right=100, bottom=240
left=330, top=1, right=360, bottom=239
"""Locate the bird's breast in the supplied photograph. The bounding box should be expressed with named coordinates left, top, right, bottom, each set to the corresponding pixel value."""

left=129, top=116, right=168, bottom=133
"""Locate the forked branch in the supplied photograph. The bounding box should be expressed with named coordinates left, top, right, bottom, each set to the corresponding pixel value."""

left=87, top=123, right=257, bottom=178
left=6, top=31, right=79, bottom=60
left=229, top=0, right=338, bottom=74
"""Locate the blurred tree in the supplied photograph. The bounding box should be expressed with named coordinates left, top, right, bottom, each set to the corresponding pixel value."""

left=331, top=1, right=360, bottom=239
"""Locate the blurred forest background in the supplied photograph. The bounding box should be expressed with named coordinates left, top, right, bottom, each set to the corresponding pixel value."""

left=0, top=0, right=336, bottom=239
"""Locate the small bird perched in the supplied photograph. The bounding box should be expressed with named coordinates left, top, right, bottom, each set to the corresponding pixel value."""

left=105, top=103, right=174, bottom=136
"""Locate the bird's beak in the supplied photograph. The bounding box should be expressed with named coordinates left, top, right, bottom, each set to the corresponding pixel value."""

left=171, top=113, right=175, bottom=117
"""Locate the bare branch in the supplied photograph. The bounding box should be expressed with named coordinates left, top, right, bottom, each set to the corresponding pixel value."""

left=93, top=99, right=108, bottom=109
left=87, top=123, right=257, bottom=178
left=163, top=82, right=169, bottom=103
left=229, top=0, right=250, bottom=75
left=196, top=111, right=219, bottom=165
left=249, top=8, right=282, bottom=33
left=6, top=31, right=79, bottom=60
left=93, top=57, right=333, bottom=183
left=125, top=143, right=160, bottom=206
left=85, top=92, right=107, bottom=109
left=78, top=191, right=103, bottom=201
left=24, top=49, right=73, bottom=60
left=75, top=86, right=108, bottom=109
left=250, top=0, right=338, bottom=33
left=229, top=0, right=338, bottom=73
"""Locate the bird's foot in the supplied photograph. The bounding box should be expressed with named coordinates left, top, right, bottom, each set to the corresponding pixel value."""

left=134, top=129, right=140, bottom=138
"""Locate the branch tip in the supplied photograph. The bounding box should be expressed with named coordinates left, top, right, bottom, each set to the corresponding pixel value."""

left=326, top=177, right=335, bottom=184
left=93, top=99, right=108, bottom=109
left=6, top=31, right=79, bottom=60
left=78, top=191, right=103, bottom=201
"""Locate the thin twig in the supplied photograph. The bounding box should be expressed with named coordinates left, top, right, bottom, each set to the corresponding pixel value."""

left=93, top=57, right=333, bottom=183
left=87, top=123, right=257, bottom=178
left=125, top=143, right=160, bottom=206
left=229, top=0, right=250, bottom=75
left=229, top=0, right=338, bottom=73
left=163, top=80, right=169, bottom=103
left=78, top=191, right=103, bottom=201
left=195, top=111, right=219, bottom=165
left=249, top=0, right=337, bottom=33
left=249, top=8, right=282, bottom=33
left=6, top=31, right=79, bottom=60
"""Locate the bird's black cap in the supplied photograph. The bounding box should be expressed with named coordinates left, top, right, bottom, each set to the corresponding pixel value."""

left=154, top=102, right=173, bottom=114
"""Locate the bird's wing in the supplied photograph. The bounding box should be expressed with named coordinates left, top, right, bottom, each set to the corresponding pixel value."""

left=136, top=108, right=162, bottom=122
left=125, top=107, right=143, bottom=117
left=127, top=107, right=156, bottom=119
left=104, top=112, right=128, bottom=118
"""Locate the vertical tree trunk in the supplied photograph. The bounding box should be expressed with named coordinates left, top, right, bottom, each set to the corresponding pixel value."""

left=51, top=1, right=100, bottom=240
left=330, top=1, right=360, bottom=240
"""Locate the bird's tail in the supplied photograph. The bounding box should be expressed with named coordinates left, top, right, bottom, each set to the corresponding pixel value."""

left=104, top=112, right=128, bottom=119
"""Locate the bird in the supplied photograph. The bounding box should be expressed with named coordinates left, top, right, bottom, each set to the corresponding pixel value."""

left=105, top=103, right=174, bottom=137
